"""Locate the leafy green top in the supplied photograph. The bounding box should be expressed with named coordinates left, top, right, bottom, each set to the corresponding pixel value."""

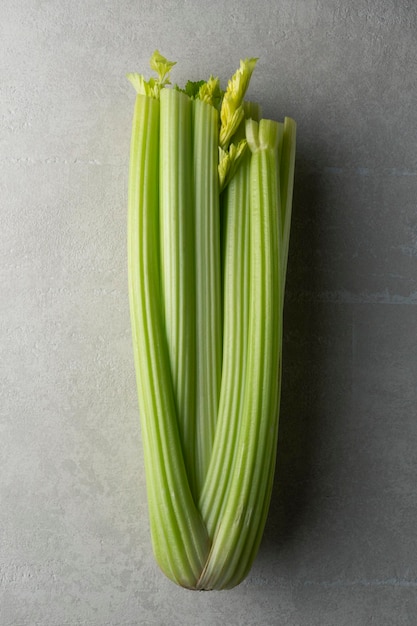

left=219, top=58, right=258, bottom=149
left=128, top=51, right=259, bottom=189
left=127, top=50, right=176, bottom=99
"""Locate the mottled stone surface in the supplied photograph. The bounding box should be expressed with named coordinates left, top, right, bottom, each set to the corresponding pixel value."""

left=1, top=1, right=416, bottom=624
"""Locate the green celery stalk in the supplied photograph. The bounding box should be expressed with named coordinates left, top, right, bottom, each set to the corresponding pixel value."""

left=198, top=103, right=260, bottom=540
left=128, top=91, right=209, bottom=589
left=192, top=98, right=222, bottom=496
left=197, top=119, right=282, bottom=590
left=198, top=149, right=251, bottom=538
left=159, top=88, right=197, bottom=494
left=280, top=117, right=297, bottom=290
left=228, top=118, right=296, bottom=589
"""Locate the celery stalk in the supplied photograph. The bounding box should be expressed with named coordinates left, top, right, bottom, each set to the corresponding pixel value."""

left=280, top=117, right=297, bottom=290
left=198, top=104, right=261, bottom=536
left=197, top=120, right=282, bottom=590
left=159, top=88, right=197, bottom=494
left=128, top=92, right=209, bottom=588
left=192, top=98, right=222, bottom=496
left=198, top=151, right=251, bottom=537
left=229, top=119, right=296, bottom=589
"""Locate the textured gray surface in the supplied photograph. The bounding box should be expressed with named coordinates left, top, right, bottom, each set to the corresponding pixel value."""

left=1, top=1, right=417, bottom=624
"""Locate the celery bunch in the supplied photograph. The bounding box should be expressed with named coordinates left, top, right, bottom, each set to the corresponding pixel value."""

left=127, top=51, right=296, bottom=590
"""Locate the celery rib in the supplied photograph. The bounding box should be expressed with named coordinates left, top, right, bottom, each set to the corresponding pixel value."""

left=159, top=89, right=197, bottom=495
left=280, top=117, right=297, bottom=290
left=198, top=152, right=251, bottom=538
left=227, top=120, right=296, bottom=589
left=192, top=99, right=222, bottom=496
left=198, top=104, right=260, bottom=537
left=128, top=93, right=209, bottom=588
left=197, top=137, right=282, bottom=590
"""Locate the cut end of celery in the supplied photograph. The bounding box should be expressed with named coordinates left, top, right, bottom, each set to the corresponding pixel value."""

left=245, top=118, right=280, bottom=153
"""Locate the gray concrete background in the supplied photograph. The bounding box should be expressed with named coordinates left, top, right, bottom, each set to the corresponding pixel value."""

left=1, top=1, right=416, bottom=624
